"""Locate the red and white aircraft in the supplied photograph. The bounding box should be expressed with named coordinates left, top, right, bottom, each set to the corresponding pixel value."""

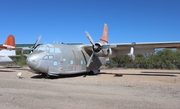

left=0, top=35, right=16, bottom=62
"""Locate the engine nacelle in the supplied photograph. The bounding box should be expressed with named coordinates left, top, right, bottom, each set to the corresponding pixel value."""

left=127, top=53, right=135, bottom=61
left=92, top=42, right=113, bottom=57
left=95, top=48, right=112, bottom=57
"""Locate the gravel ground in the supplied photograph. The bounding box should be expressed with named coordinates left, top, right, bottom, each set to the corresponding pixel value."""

left=0, top=66, right=180, bottom=109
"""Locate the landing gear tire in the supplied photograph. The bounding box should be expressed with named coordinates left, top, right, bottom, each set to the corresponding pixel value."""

left=89, top=71, right=95, bottom=75
left=41, top=73, right=50, bottom=78
left=89, top=70, right=100, bottom=75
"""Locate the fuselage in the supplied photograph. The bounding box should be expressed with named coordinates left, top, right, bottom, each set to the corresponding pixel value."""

left=0, top=49, right=15, bottom=62
left=26, top=43, right=108, bottom=76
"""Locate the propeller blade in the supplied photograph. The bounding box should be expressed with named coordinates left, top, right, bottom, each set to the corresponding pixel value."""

left=32, top=35, right=42, bottom=51
left=86, top=52, right=94, bottom=67
left=34, top=35, right=42, bottom=48
left=85, top=31, right=95, bottom=46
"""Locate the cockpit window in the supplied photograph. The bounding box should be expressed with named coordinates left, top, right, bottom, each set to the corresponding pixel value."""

left=35, top=44, right=61, bottom=53
left=35, top=45, right=46, bottom=51
left=55, top=48, right=61, bottom=53
left=49, top=47, right=54, bottom=53
left=35, top=44, right=53, bottom=52
left=46, top=46, right=50, bottom=52
left=35, top=45, right=47, bottom=51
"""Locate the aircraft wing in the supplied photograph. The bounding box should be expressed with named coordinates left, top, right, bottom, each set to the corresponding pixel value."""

left=111, top=41, right=180, bottom=55
left=82, top=41, right=180, bottom=56
left=5, top=44, right=42, bottom=51
left=5, top=35, right=41, bottom=51
left=0, top=47, right=32, bottom=51
left=6, top=46, right=32, bottom=51
left=82, top=24, right=180, bottom=65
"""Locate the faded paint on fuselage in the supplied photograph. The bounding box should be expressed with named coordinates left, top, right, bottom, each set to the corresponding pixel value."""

left=27, top=43, right=106, bottom=76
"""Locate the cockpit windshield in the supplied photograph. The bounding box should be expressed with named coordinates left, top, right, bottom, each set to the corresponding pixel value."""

left=35, top=45, right=49, bottom=51
left=35, top=44, right=61, bottom=53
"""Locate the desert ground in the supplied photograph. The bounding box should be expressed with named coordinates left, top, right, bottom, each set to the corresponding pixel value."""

left=0, top=66, right=180, bottom=109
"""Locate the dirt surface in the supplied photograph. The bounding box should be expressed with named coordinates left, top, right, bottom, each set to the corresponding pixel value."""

left=0, top=66, right=180, bottom=109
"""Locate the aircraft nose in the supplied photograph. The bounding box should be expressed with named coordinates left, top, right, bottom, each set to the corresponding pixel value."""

left=26, top=55, right=39, bottom=70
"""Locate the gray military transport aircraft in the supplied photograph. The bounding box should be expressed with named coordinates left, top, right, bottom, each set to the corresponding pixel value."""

left=26, top=23, right=180, bottom=77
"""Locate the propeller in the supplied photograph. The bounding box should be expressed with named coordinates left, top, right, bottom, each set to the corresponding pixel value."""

left=85, top=31, right=96, bottom=67
left=86, top=51, right=94, bottom=67
left=85, top=31, right=116, bottom=67
left=85, top=31, right=113, bottom=51
left=31, top=35, right=42, bottom=52
left=85, top=31, right=95, bottom=46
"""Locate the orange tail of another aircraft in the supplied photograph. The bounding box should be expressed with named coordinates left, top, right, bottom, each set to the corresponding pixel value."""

left=3, top=34, right=15, bottom=47
left=100, top=23, right=108, bottom=43
left=0, top=34, right=16, bottom=58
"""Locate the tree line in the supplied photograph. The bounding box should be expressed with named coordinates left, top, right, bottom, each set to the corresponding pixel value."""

left=106, top=49, right=180, bottom=69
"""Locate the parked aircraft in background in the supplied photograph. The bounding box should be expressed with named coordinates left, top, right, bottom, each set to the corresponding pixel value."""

left=0, top=35, right=41, bottom=62
left=0, top=35, right=16, bottom=62
left=26, top=23, right=180, bottom=77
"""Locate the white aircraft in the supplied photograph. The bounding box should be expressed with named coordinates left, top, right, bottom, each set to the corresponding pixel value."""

left=26, top=23, right=180, bottom=77
left=0, top=34, right=41, bottom=63
left=0, top=35, right=16, bottom=62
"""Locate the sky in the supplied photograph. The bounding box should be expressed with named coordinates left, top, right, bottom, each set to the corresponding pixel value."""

left=0, top=0, right=180, bottom=44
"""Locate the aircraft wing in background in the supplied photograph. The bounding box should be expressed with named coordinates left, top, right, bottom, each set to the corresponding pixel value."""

left=7, top=35, right=42, bottom=51
left=82, top=23, right=180, bottom=62
left=110, top=41, right=180, bottom=55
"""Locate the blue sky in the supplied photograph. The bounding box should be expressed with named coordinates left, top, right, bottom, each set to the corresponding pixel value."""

left=0, top=0, right=180, bottom=44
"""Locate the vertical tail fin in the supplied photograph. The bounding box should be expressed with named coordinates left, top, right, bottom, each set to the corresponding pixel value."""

left=1, top=34, right=16, bottom=56
left=3, top=34, right=15, bottom=47
left=100, top=23, right=108, bottom=43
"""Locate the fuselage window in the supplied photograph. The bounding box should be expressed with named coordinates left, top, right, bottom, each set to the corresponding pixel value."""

left=53, top=61, right=58, bottom=66
left=43, top=55, right=48, bottom=60
left=70, top=60, right=73, bottom=64
left=49, top=55, right=53, bottom=59
left=80, top=60, right=83, bottom=65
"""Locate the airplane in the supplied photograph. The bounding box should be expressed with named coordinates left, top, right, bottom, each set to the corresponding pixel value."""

left=0, top=34, right=41, bottom=63
left=26, top=23, right=180, bottom=77
left=0, top=35, right=16, bottom=62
